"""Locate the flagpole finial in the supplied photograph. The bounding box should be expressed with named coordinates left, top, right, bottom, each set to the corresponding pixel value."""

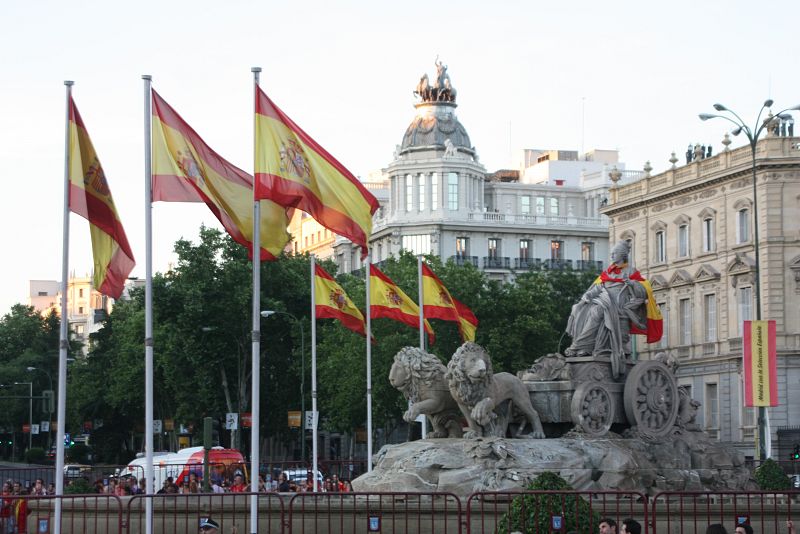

left=64, top=80, right=74, bottom=87
left=251, top=67, right=262, bottom=73
left=141, top=75, right=152, bottom=81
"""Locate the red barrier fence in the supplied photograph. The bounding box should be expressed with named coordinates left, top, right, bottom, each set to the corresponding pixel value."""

left=0, top=494, right=123, bottom=534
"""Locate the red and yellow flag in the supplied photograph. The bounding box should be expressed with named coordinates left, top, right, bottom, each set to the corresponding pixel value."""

left=421, top=264, right=478, bottom=342
left=314, top=264, right=366, bottom=337
left=369, top=265, right=434, bottom=344
left=151, top=90, right=291, bottom=260
left=68, top=98, right=135, bottom=299
left=596, top=264, right=663, bottom=343
left=254, top=87, right=379, bottom=256
left=744, top=320, right=778, bottom=407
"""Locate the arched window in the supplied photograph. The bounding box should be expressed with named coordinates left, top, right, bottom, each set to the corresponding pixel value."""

left=736, top=208, right=750, bottom=244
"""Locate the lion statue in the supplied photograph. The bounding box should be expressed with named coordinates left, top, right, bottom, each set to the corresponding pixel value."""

left=445, top=342, right=545, bottom=440
left=389, top=347, right=463, bottom=438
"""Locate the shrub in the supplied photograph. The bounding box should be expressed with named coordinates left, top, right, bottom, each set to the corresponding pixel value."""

left=66, top=443, right=91, bottom=464
left=25, top=447, right=46, bottom=464
left=496, top=472, right=601, bottom=534
left=64, top=478, right=95, bottom=494
left=755, top=458, right=792, bottom=490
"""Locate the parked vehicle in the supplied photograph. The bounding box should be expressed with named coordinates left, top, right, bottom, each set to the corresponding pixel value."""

left=120, top=446, right=247, bottom=488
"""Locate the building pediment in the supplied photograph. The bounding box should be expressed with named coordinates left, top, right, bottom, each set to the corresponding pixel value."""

left=669, top=269, right=693, bottom=287
left=694, top=264, right=721, bottom=282
left=727, top=253, right=756, bottom=275
left=649, top=274, right=669, bottom=291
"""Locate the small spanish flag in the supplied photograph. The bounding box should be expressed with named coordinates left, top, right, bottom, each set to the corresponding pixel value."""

left=421, top=264, right=478, bottom=342
left=743, top=320, right=778, bottom=407
left=596, top=264, right=663, bottom=343
left=314, top=264, right=366, bottom=337
left=68, top=97, right=135, bottom=299
left=370, top=265, right=434, bottom=344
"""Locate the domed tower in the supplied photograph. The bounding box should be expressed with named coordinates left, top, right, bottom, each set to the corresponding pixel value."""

left=375, top=60, right=485, bottom=260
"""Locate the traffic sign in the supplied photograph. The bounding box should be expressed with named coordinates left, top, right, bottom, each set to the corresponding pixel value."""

left=40, top=421, right=49, bottom=432
left=305, top=411, right=318, bottom=429
left=153, top=419, right=163, bottom=433
left=225, top=413, right=238, bottom=430
left=22, top=424, right=30, bottom=434
left=31, top=424, right=40, bottom=435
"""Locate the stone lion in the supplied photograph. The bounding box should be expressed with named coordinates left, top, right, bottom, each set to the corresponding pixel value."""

left=445, top=342, right=545, bottom=440
left=389, top=347, right=463, bottom=438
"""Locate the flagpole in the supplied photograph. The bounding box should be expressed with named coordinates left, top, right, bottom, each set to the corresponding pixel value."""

left=365, top=253, right=373, bottom=472
left=142, top=74, right=154, bottom=534
left=250, top=66, right=262, bottom=534
left=310, top=255, right=319, bottom=491
left=54, top=80, right=74, bottom=534
left=417, top=256, right=427, bottom=438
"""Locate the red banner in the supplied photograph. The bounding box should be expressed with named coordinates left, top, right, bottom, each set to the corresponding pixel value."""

left=743, top=320, right=778, bottom=407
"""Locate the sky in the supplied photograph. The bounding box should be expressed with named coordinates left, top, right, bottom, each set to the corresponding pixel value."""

left=1, top=0, right=798, bottom=313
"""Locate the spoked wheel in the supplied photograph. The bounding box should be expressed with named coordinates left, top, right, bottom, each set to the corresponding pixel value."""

left=571, top=381, right=614, bottom=437
left=623, top=361, right=679, bottom=438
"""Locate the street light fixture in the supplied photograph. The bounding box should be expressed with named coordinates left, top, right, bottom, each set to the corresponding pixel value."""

left=261, top=309, right=307, bottom=463
left=27, top=367, right=54, bottom=449
left=699, top=99, right=800, bottom=461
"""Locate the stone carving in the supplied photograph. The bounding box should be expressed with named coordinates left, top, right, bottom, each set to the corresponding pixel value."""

left=565, top=241, right=654, bottom=378
left=413, top=57, right=457, bottom=103
left=443, top=138, right=457, bottom=158
left=445, top=342, right=545, bottom=439
left=413, top=74, right=431, bottom=101
left=389, top=347, right=463, bottom=438
left=521, top=353, right=571, bottom=381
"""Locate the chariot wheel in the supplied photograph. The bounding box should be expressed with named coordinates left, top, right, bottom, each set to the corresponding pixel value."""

left=623, top=360, right=679, bottom=438
left=571, top=381, right=614, bottom=437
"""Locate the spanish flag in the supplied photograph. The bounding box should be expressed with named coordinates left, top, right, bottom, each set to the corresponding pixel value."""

left=68, top=97, right=135, bottom=299
left=370, top=265, right=434, bottom=344
left=254, top=87, right=379, bottom=256
left=151, top=90, right=291, bottom=260
left=743, top=320, right=778, bottom=407
left=597, top=264, right=663, bottom=343
left=421, top=264, right=478, bottom=342
left=314, top=264, right=366, bottom=337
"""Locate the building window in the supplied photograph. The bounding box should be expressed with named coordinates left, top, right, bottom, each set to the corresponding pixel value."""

left=705, top=383, right=719, bottom=431
left=304, top=236, right=308, bottom=248
left=704, top=294, right=717, bottom=342
left=405, top=174, right=413, bottom=212
left=401, top=234, right=431, bottom=255
left=679, top=298, right=691, bottom=346
left=456, top=237, right=469, bottom=258
left=678, top=224, right=689, bottom=257
left=418, top=173, right=426, bottom=211
left=78, top=306, right=84, bottom=314
left=736, top=208, right=750, bottom=244
left=550, top=240, right=564, bottom=260
left=431, top=173, right=438, bottom=211
left=740, top=376, right=756, bottom=440
left=550, top=197, right=560, bottom=215
left=655, top=230, right=666, bottom=263
left=658, top=302, right=668, bottom=349
left=535, top=197, right=545, bottom=215
left=448, top=172, right=459, bottom=210
left=488, top=238, right=500, bottom=259
left=581, top=242, right=594, bottom=261
left=702, top=217, right=714, bottom=252
left=519, top=239, right=531, bottom=260
left=79, top=288, right=84, bottom=298
left=521, top=196, right=531, bottom=215
left=75, top=324, right=85, bottom=335
left=738, top=286, right=753, bottom=336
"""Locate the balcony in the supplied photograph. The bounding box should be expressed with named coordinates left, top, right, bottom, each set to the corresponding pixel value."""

left=542, top=259, right=573, bottom=270
left=482, top=257, right=510, bottom=269
left=574, top=260, right=603, bottom=271
left=514, top=257, right=541, bottom=270
left=450, top=255, right=478, bottom=267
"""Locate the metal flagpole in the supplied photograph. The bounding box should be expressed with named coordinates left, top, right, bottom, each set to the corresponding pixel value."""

left=250, top=66, right=262, bottom=534
left=365, top=253, right=373, bottom=472
left=54, top=79, right=74, bottom=534
left=142, top=74, right=154, bottom=534
left=310, top=255, right=319, bottom=491
left=417, top=257, right=427, bottom=438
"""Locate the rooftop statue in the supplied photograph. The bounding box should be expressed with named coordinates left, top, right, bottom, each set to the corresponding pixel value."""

left=565, top=241, right=662, bottom=378
left=413, top=57, right=457, bottom=103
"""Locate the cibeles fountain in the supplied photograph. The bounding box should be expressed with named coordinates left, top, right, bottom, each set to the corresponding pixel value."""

left=352, top=241, right=755, bottom=497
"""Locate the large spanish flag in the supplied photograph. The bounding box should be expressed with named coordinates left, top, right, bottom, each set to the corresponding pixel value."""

left=370, top=265, right=434, bottom=344
left=68, top=98, right=135, bottom=299
left=254, top=87, right=379, bottom=255
left=421, top=263, right=478, bottom=342
left=597, top=264, right=663, bottom=343
left=314, top=264, right=366, bottom=336
left=151, top=90, right=291, bottom=260
left=743, top=320, right=778, bottom=407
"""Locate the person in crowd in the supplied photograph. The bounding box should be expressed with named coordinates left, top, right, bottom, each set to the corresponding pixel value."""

left=179, top=479, right=192, bottom=494
left=331, top=474, right=343, bottom=492
left=735, top=524, right=753, bottom=534
left=199, top=517, right=220, bottom=533
left=277, top=473, right=290, bottom=493
left=46, top=482, right=55, bottom=495
left=29, top=479, right=46, bottom=497
left=344, top=480, right=354, bottom=492
left=787, top=520, right=795, bottom=534
left=229, top=474, right=247, bottom=493
left=621, top=519, right=642, bottom=534
left=1, top=481, right=14, bottom=533
left=706, top=525, right=728, bottom=534
left=599, top=518, right=617, bottom=534
left=210, top=476, right=224, bottom=494
left=257, top=475, right=267, bottom=493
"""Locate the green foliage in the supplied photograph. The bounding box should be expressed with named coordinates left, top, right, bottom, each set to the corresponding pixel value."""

left=66, top=443, right=91, bottom=464
left=755, top=458, right=792, bottom=490
left=497, top=472, right=600, bottom=534
left=24, top=447, right=45, bottom=464
left=64, top=477, right=95, bottom=495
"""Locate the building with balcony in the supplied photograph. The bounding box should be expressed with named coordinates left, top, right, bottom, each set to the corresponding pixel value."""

left=600, top=129, right=800, bottom=458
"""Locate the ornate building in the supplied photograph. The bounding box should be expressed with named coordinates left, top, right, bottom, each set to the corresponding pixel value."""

left=601, top=130, right=800, bottom=458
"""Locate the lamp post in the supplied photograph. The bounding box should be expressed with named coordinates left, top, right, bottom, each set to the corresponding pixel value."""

left=14, top=382, right=33, bottom=450
left=700, top=100, right=800, bottom=461
left=27, top=367, right=54, bottom=449
left=261, top=310, right=306, bottom=463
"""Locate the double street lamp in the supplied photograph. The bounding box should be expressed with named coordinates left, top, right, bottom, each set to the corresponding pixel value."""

left=261, top=310, right=307, bottom=463
left=699, top=99, right=800, bottom=461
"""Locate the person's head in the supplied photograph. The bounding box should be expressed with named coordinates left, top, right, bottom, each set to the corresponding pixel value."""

left=12, top=481, right=21, bottom=494
left=233, top=474, right=244, bottom=485
left=139, top=478, right=146, bottom=487
left=621, top=519, right=641, bottom=534
left=2, top=481, right=12, bottom=494
left=599, top=518, right=618, bottom=534
left=610, top=240, right=631, bottom=266
left=735, top=525, right=753, bottom=534
left=332, top=474, right=339, bottom=483
left=199, top=517, right=219, bottom=533
left=278, top=473, right=286, bottom=483
left=706, top=525, right=728, bottom=534
left=34, top=478, right=44, bottom=488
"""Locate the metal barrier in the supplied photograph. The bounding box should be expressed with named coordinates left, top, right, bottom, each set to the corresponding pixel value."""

left=126, top=493, right=285, bottom=533
left=318, top=460, right=368, bottom=482
left=465, top=490, right=648, bottom=534
left=651, top=491, right=799, bottom=534
left=288, top=492, right=462, bottom=534
left=0, top=466, right=56, bottom=486
left=0, top=494, right=124, bottom=533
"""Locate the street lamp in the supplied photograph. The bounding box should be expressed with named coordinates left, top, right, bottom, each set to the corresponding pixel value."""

left=699, top=100, right=800, bottom=461
left=261, top=310, right=307, bottom=463
left=27, top=367, right=54, bottom=448
left=14, top=382, right=33, bottom=451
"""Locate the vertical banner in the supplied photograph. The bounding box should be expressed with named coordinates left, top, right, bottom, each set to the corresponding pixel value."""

left=743, top=320, right=778, bottom=407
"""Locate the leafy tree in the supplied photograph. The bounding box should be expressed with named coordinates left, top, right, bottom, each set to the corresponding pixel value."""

left=755, top=458, right=792, bottom=490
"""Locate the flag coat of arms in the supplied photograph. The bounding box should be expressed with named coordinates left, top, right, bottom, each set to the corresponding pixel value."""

left=369, top=265, right=434, bottom=343
left=68, top=98, right=135, bottom=299
left=421, top=263, right=478, bottom=341
left=314, top=264, right=366, bottom=336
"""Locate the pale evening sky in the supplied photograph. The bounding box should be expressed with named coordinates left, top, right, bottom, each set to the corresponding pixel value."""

left=1, top=0, right=798, bottom=313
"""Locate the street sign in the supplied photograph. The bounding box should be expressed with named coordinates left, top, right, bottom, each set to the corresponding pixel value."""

left=305, top=411, right=318, bottom=429
left=40, top=421, right=49, bottom=432
left=241, top=413, right=252, bottom=428
left=31, top=424, right=40, bottom=435
left=287, top=411, right=301, bottom=428
left=22, top=424, right=30, bottom=434
left=225, top=413, right=238, bottom=430
left=164, top=419, right=174, bottom=431
left=153, top=419, right=163, bottom=433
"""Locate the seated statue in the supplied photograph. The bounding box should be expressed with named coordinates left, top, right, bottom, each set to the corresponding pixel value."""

left=565, top=241, right=662, bottom=378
